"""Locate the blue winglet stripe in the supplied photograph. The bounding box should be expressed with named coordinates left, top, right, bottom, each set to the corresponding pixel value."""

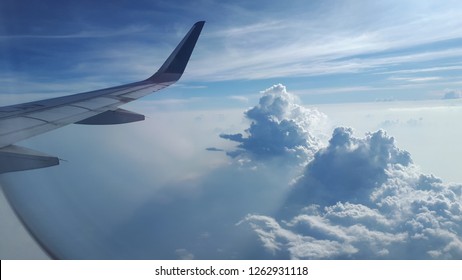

left=148, top=21, right=205, bottom=81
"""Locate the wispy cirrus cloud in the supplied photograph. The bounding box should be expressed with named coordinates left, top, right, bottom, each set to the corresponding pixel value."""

left=377, top=65, right=462, bottom=75
left=389, top=76, right=442, bottom=83
left=2, top=0, right=462, bottom=105
left=0, top=25, right=149, bottom=40
left=185, top=1, right=462, bottom=84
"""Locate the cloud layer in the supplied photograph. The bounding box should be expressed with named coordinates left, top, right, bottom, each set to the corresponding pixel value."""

left=3, top=83, right=461, bottom=260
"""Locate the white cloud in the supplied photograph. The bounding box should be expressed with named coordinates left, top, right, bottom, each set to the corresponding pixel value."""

left=216, top=85, right=462, bottom=259
left=0, top=25, right=148, bottom=40
left=389, top=76, right=442, bottom=83
left=188, top=1, right=462, bottom=81
left=2, top=84, right=462, bottom=260
left=286, top=127, right=412, bottom=207
left=378, top=65, right=462, bottom=75
left=443, top=90, right=462, bottom=99
left=220, top=84, right=327, bottom=161
left=228, top=95, right=249, bottom=103
left=242, top=126, right=462, bottom=259
left=175, top=249, right=194, bottom=260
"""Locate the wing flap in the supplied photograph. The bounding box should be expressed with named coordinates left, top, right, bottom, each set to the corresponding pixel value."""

left=76, top=108, right=145, bottom=125
left=0, top=145, right=59, bottom=173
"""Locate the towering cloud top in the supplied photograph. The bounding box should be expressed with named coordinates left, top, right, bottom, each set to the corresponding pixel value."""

left=221, top=84, right=326, bottom=161
left=288, top=127, right=413, bottom=207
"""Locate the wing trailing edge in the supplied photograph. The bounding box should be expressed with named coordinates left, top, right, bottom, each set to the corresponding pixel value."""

left=0, top=145, right=59, bottom=173
left=76, top=108, right=145, bottom=125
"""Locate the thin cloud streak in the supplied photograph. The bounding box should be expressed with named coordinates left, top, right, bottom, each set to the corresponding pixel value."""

left=0, top=25, right=150, bottom=40
left=189, top=44, right=462, bottom=81
left=377, top=65, right=462, bottom=75
left=187, top=2, right=462, bottom=82
left=2, top=1, right=462, bottom=105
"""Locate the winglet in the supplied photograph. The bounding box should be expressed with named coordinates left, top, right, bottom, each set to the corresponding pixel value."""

left=147, top=21, right=205, bottom=83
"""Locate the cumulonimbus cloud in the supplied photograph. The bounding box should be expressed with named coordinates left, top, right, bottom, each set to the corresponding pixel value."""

left=242, top=127, right=462, bottom=259
left=234, top=85, right=462, bottom=259
left=287, top=127, right=413, bottom=208
left=220, top=84, right=327, bottom=162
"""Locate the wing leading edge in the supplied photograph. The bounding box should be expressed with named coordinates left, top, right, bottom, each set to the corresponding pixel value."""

left=0, top=21, right=205, bottom=173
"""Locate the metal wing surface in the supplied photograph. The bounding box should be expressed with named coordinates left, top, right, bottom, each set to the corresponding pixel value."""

left=0, top=21, right=205, bottom=173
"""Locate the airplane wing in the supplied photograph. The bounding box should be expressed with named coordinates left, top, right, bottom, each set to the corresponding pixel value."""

left=0, top=21, right=205, bottom=173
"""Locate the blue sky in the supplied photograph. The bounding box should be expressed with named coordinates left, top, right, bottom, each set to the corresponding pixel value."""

left=1, top=0, right=462, bottom=106
left=1, top=0, right=462, bottom=259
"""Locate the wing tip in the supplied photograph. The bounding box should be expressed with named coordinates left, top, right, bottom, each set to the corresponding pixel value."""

left=147, top=21, right=205, bottom=83
left=195, top=20, right=206, bottom=27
